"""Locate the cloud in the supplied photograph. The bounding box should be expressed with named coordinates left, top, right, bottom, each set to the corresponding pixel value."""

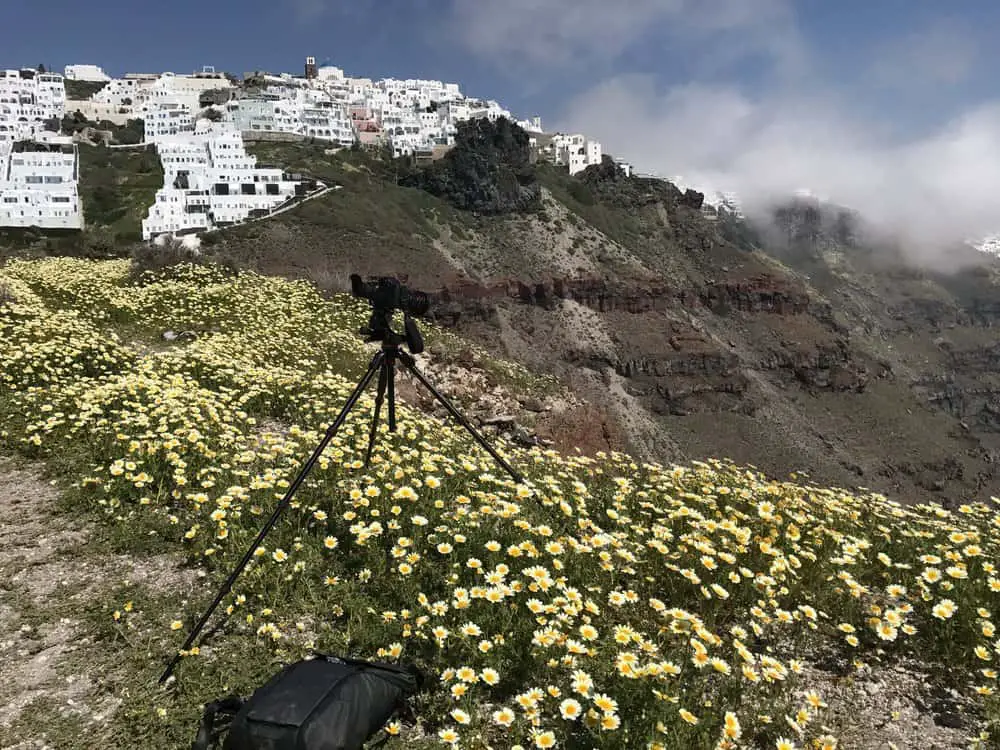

left=447, top=0, right=998, bottom=261
left=447, top=0, right=803, bottom=73
left=870, top=18, right=981, bottom=90
left=556, top=73, right=1000, bottom=260
left=288, top=0, right=330, bottom=22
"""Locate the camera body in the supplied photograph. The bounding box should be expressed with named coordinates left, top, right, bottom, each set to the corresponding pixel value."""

left=350, top=274, right=429, bottom=353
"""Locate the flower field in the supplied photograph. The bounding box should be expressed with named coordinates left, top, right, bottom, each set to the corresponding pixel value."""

left=2, top=257, right=1000, bottom=749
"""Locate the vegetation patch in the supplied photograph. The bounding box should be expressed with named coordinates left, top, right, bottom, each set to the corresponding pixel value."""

left=64, top=79, right=110, bottom=100
left=400, top=118, right=541, bottom=215
left=1, top=257, right=999, bottom=748
left=77, top=143, right=163, bottom=243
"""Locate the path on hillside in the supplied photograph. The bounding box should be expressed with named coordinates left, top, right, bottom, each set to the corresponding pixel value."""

left=254, top=184, right=339, bottom=222
left=0, top=456, right=197, bottom=750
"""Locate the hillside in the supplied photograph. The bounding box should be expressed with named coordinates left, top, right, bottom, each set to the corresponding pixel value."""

left=1, top=259, right=997, bottom=749
left=3, top=120, right=1000, bottom=506
left=206, top=132, right=1000, bottom=506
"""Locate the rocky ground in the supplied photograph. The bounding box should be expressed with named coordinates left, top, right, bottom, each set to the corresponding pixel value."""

left=0, top=456, right=198, bottom=749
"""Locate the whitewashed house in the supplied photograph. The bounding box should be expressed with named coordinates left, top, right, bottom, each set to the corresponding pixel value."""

left=141, top=123, right=310, bottom=239
left=548, top=133, right=603, bottom=175
left=614, top=159, right=633, bottom=177
left=64, top=64, right=111, bottom=82
left=143, top=101, right=196, bottom=143
left=0, top=135, right=82, bottom=229
left=91, top=73, right=157, bottom=109
left=0, top=69, right=66, bottom=141
left=467, top=99, right=512, bottom=123
left=516, top=116, right=544, bottom=133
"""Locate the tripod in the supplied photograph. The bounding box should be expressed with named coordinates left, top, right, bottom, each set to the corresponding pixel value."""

left=159, top=330, right=524, bottom=684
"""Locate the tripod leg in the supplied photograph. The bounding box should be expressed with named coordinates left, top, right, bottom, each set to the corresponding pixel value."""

left=387, top=355, right=397, bottom=432
left=397, top=353, right=524, bottom=484
left=364, top=360, right=389, bottom=468
left=158, top=350, right=386, bottom=685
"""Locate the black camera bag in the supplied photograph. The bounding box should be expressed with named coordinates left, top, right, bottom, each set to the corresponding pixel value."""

left=192, top=654, right=423, bottom=750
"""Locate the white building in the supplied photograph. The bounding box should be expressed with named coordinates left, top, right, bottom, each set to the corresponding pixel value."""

left=142, top=70, right=232, bottom=114
left=516, top=116, right=544, bottom=134
left=143, top=102, right=195, bottom=143
left=92, top=73, right=157, bottom=108
left=0, top=68, right=66, bottom=141
left=141, top=123, right=311, bottom=239
left=467, top=99, right=512, bottom=124
left=88, top=69, right=231, bottom=129
left=227, top=88, right=356, bottom=145
left=64, top=99, right=132, bottom=126
left=548, top=133, right=603, bottom=175
left=64, top=64, right=111, bottom=82
left=0, top=136, right=82, bottom=229
left=226, top=94, right=300, bottom=136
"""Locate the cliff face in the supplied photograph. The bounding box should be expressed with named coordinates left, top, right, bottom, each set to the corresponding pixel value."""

left=202, top=141, right=1000, bottom=505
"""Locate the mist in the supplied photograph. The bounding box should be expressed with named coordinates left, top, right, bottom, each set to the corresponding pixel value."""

left=555, top=74, right=1000, bottom=265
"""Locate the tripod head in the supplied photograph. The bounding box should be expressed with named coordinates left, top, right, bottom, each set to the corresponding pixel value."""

left=350, top=274, right=428, bottom=354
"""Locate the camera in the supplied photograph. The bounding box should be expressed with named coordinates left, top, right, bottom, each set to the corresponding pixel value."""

left=350, top=274, right=430, bottom=353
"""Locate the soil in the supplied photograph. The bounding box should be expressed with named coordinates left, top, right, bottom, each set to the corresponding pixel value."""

left=0, top=456, right=196, bottom=749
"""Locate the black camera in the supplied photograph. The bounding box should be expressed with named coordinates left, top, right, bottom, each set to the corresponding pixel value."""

left=350, top=274, right=430, bottom=353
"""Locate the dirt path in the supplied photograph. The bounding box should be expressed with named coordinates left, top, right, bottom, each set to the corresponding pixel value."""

left=0, top=456, right=196, bottom=750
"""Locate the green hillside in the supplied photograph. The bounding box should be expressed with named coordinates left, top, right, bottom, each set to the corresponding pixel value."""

left=1, top=257, right=998, bottom=749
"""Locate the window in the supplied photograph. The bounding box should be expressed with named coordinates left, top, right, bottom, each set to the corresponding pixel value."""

left=44, top=176, right=62, bottom=183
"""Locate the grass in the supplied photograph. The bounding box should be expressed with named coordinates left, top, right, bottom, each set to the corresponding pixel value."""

left=4, top=257, right=1000, bottom=750
left=535, top=165, right=656, bottom=252
left=65, top=80, right=110, bottom=101
left=77, top=143, right=163, bottom=243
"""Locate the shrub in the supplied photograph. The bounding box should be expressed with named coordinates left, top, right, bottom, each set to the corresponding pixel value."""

left=128, top=240, right=201, bottom=283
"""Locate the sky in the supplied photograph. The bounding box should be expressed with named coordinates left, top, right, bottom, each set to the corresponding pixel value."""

left=5, top=0, right=1000, bottom=251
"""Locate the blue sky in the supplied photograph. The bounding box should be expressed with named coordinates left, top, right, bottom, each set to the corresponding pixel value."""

left=5, top=0, right=1000, bottom=248
left=6, top=0, right=995, bottom=129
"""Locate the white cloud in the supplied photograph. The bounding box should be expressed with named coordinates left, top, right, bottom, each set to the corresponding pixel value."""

left=448, top=1, right=998, bottom=259
left=447, top=0, right=802, bottom=72
left=556, top=74, right=1000, bottom=258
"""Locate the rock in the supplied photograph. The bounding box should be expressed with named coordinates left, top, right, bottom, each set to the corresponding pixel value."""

left=481, top=415, right=517, bottom=427
left=518, top=396, right=546, bottom=412
left=162, top=330, right=177, bottom=341
left=932, top=710, right=965, bottom=730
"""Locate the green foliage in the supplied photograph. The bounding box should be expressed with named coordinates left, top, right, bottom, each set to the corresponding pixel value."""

left=536, top=165, right=650, bottom=249
left=400, top=117, right=541, bottom=215
left=128, top=242, right=203, bottom=283
left=77, top=142, right=162, bottom=242
left=64, top=79, right=109, bottom=100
